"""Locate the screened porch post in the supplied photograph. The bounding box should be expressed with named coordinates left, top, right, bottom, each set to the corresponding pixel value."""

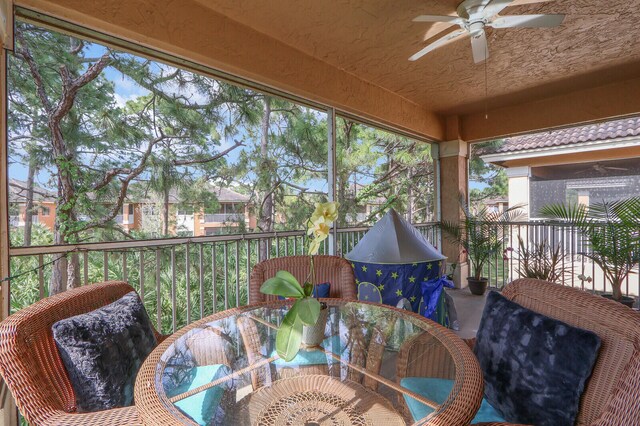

left=0, top=1, right=19, bottom=423
left=439, top=116, right=469, bottom=288
left=327, top=107, right=337, bottom=255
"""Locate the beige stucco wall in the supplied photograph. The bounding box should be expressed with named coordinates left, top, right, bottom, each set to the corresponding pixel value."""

left=505, top=166, right=531, bottom=220
left=458, top=76, right=640, bottom=142
left=438, top=138, right=469, bottom=288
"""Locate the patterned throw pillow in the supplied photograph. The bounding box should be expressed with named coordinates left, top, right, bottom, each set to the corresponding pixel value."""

left=52, top=291, right=157, bottom=412
left=474, top=291, right=601, bottom=426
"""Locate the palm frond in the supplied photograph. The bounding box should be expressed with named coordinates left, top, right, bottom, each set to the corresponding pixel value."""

left=540, top=197, right=640, bottom=300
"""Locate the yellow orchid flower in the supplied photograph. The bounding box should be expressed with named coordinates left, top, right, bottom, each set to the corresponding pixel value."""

left=308, top=221, right=330, bottom=240
left=308, top=238, right=322, bottom=256
left=310, top=202, right=339, bottom=227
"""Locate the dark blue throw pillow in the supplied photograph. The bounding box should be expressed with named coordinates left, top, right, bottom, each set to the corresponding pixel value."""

left=52, top=291, right=157, bottom=412
left=474, top=291, right=601, bottom=426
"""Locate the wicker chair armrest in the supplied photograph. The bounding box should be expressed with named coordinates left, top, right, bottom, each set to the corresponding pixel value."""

left=47, top=406, right=142, bottom=426
left=475, top=423, right=529, bottom=426
left=155, top=333, right=170, bottom=344
left=397, top=332, right=457, bottom=380
left=463, top=337, right=476, bottom=350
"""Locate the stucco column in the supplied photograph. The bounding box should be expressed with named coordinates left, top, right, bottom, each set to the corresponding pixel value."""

left=505, top=166, right=531, bottom=219
left=439, top=138, right=469, bottom=288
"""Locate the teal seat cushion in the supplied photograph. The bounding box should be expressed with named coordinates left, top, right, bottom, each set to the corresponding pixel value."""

left=401, top=377, right=505, bottom=424
left=170, top=364, right=231, bottom=426
left=272, top=334, right=344, bottom=366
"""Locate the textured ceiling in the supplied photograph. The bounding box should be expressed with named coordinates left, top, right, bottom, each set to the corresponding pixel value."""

left=195, top=0, right=640, bottom=115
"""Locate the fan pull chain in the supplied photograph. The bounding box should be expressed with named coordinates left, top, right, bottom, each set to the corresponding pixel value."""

left=484, top=34, right=489, bottom=120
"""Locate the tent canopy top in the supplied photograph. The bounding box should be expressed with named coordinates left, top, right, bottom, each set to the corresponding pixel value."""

left=345, top=209, right=445, bottom=264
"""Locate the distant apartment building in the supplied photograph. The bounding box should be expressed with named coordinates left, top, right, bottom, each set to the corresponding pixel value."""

left=172, top=187, right=255, bottom=236
left=481, top=117, right=640, bottom=219
left=480, top=197, right=509, bottom=214
left=9, top=180, right=255, bottom=236
left=8, top=179, right=57, bottom=231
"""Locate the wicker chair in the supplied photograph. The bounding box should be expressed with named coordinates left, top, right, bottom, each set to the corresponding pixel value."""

left=397, top=278, right=640, bottom=426
left=249, top=255, right=357, bottom=303
left=0, top=281, right=166, bottom=426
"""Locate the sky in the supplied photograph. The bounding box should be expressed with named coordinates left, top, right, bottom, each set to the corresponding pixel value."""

left=8, top=28, right=451, bottom=199
left=8, top=41, right=247, bottom=186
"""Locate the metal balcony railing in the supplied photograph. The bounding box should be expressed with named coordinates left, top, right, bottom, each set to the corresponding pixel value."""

left=8, top=216, right=39, bottom=226
left=114, top=214, right=133, bottom=224
left=6, top=224, right=440, bottom=333
left=7, top=221, right=639, bottom=335
left=202, top=213, right=243, bottom=223
left=463, top=221, right=640, bottom=300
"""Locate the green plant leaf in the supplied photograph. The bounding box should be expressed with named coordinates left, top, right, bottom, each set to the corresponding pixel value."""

left=303, top=282, right=314, bottom=297
left=276, top=304, right=303, bottom=361
left=296, top=297, right=321, bottom=325
left=275, top=270, right=300, bottom=286
left=260, top=277, right=304, bottom=298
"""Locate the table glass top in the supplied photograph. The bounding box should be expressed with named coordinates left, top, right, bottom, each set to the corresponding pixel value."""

left=154, top=300, right=462, bottom=425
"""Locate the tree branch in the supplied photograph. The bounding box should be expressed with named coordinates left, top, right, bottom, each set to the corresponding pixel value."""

left=14, top=31, right=52, bottom=112
left=77, top=134, right=165, bottom=232
left=51, top=52, right=111, bottom=124
left=172, top=140, right=244, bottom=166
left=8, top=181, right=53, bottom=198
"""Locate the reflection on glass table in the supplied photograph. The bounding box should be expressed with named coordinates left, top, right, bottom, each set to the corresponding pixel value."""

left=135, top=300, right=483, bottom=425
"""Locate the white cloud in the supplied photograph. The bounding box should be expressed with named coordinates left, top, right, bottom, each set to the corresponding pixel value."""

left=114, top=93, right=139, bottom=108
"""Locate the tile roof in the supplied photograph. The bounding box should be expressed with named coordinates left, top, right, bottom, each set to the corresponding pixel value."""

left=488, top=117, right=640, bottom=154
left=8, top=179, right=57, bottom=203
left=129, top=183, right=250, bottom=204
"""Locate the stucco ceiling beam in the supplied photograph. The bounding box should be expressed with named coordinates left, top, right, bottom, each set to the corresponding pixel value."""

left=457, top=76, right=640, bottom=142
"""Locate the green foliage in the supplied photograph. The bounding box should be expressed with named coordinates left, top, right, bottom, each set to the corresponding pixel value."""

left=540, top=197, right=640, bottom=300
left=441, top=196, right=523, bottom=279
left=259, top=265, right=321, bottom=361
left=469, top=140, right=508, bottom=206
left=335, top=118, right=436, bottom=225
left=516, top=236, right=568, bottom=283
left=7, top=20, right=439, bottom=308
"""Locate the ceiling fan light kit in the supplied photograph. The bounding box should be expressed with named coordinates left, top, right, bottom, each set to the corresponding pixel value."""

left=410, top=0, right=565, bottom=64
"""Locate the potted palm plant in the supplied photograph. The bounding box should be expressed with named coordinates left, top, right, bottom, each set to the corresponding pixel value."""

left=441, top=197, right=522, bottom=295
left=259, top=202, right=338, bottom=361
left=515, top=236, right=568, bottom=284
left=540, top=197, right=640, bottom=308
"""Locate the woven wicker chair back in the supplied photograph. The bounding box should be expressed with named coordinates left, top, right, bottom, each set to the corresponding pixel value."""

left=0, top=281, right=159, bottom=425
left=249, top=255, right=356, bottom=303
left=503, top=279, right=640, bottom=426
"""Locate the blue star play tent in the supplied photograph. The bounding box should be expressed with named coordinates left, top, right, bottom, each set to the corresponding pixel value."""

left=345, top=209, right=447, bottom=317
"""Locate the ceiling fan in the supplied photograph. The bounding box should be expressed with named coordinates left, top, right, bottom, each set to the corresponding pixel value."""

left=574, top=163, right=629, bottom=176
left=409, top=0, right=565, bottom=64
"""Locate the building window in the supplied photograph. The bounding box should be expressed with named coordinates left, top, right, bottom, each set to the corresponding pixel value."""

left=177, top=206, right=194, bottom=215
left=41, top=206, right=50, bottom=216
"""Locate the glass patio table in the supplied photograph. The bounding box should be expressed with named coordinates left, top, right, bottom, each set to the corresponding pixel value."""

left=134, top=299, right=484, bottom=425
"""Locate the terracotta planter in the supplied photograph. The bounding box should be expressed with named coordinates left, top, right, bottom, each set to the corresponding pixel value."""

left=467, top=277, right=489, bottom=296
left=602, top=294, right=636, bottom=309
left=301, top=306, right=329, bottom=348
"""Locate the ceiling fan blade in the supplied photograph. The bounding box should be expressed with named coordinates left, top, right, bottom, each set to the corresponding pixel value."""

left=409, top=29, right=468, bottom=61
left=413, top=15, right=462, bottom=24
left=511, top=0, right=554, bottom=5
left=470, top=31, right=488, bottom=64
left=490, top=14, right=565, bottom=28
left=482, top=0, right=516, bottom=19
